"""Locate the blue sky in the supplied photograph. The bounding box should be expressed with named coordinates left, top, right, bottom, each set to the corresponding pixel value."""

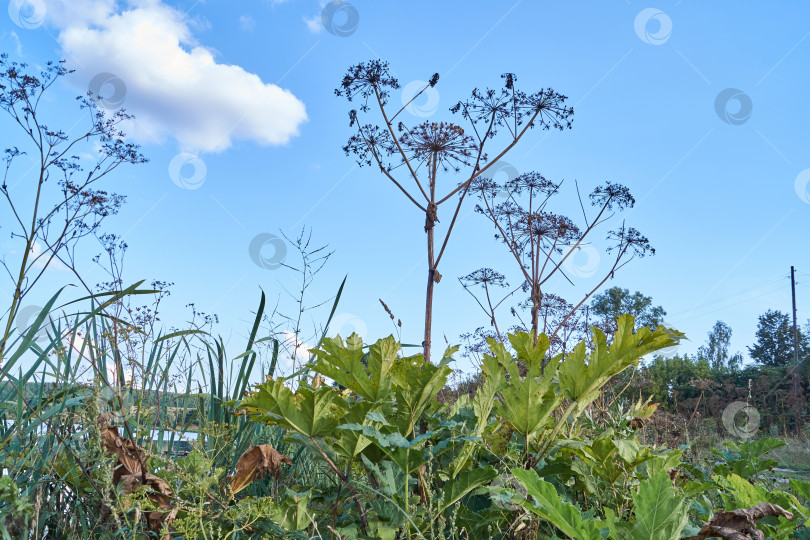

left=2, top=0, right=809, bottom=374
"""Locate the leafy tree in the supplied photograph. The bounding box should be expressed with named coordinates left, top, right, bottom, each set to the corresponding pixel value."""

left=336, top=61, right=573, bottom=362
left=642, top=353, right=711, bottom=408
left=748, top=310, right=809, bottom=367
left=697, top=320, right=742, bottom=373
left=590, top=287, right=666, bottom=332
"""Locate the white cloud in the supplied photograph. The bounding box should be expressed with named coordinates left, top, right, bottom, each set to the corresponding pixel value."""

left=281, top=330, right=311, bottom=368
left=303, top=15, right=321, bottom=33
left=48, top=0, right=307, bottom=153
left=1, top=31, right=24, bottom=56
left=30, top=241, right=69, bottom=272
left=239, top=14, right=255, bottom=31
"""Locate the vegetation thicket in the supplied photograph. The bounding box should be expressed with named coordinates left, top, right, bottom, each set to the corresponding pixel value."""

left=0, top=54, right=808, bottom=539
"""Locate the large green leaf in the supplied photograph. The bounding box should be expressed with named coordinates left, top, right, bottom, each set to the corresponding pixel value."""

left=449, top=353, right=504, bottom=477
left=312, top=334, right=397, bottom=402
left=492, top=334, right=561, bottom=447
left=559, top=314, right=680, bottom=409
left=510, top=468, right=604, bottom=540
left=436, top=467, right=497, bottom=517
left=392, top=353, right=452, bottom=436
left=330, top=400, right=376, bottom=460
left=238, top=378, right=347, bottom=438
left=631, top=471, right=689, bottom=540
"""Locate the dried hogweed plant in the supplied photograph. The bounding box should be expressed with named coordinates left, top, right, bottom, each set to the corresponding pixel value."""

left=336, top=60, right=573, bottom=361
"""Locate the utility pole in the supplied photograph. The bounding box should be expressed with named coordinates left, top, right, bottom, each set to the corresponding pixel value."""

left=790, top=266, right=803, bottom=436
left=791, top=266, right=800, bottom=398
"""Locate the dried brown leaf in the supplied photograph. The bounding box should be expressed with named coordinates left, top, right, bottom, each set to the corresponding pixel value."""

left=98, top=415, right=177, bottom=537
left=683, top=502, right=794, bottom=540
left=98, top=414, right=144, bottom=483
left=230, top=444, right=293, bottom=494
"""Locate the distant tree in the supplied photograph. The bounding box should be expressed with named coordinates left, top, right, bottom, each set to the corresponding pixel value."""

left=336, top=61, right=573, bottom=362
left=642, top=353, right=712, bottom=409
left=590, top=287, right=666, bottom=332
left=697, top=321, right=742, bottom=373
left=748, top=310, right=805, bottom=367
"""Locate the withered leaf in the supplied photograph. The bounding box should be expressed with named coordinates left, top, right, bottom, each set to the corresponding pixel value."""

left=98, top=415, right=177, bottom=537
left=98, top=414, right=144, bottom=483
left=683, top=502, right=794, bottom=540
left=230, top=444, right=293, bottom=494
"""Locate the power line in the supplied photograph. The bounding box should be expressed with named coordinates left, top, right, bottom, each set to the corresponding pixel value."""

left=669, top=282, right=789, bottom=323
left=668, top=274, right=789, bottom=319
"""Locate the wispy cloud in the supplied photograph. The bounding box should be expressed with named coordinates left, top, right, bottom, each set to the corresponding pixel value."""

left=1, top=31, right=23, bottom=56
left=239, top=14, right=255, bottom=31
left=30, top=241, right=69, bottom=272
left=303, top=15, right=321, bottom=33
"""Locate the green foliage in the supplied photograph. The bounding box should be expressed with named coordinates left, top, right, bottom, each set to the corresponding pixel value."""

left=749, top=309, right=810, bottom=367
left=629, top=471, right=690, bottom=540
left=590, top=286, right=667, bottom=330
left=4, top=296, right=809, bottom=539
left=0, top=477, right=34, bottom=539
left=711, top=437, right=787, bottom=479
left=239, top=378, right=348, bottom=439
left=510, top=468, right=604, bottom=540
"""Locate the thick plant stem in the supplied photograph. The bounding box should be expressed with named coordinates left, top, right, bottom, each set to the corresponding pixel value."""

left=311, top=438, right=368, bottom=533
left=423, top=153, right=439, bottom=364
left=529, top=284, right=543, bottom=347
left=423, top=260, right=434, bottom=365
